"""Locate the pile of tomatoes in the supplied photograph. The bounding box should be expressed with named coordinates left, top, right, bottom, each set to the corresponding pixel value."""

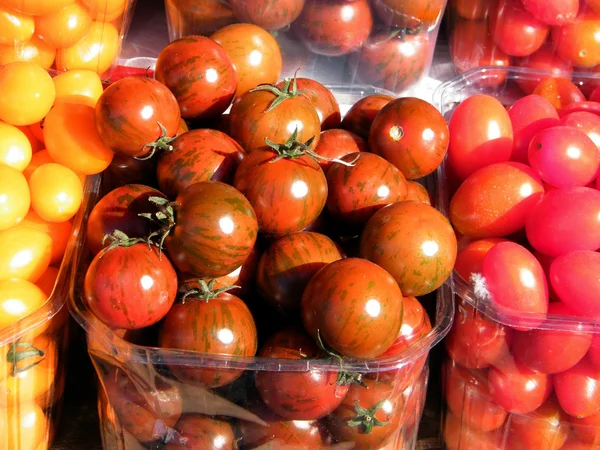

left=441, top=76, right=600, bottom=449
left=76, top=32, right=458, bottom=449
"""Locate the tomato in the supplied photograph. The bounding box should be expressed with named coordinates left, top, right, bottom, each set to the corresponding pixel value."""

left=35, top=3, right=91, bottom=49
left=520, top=0, right=579, bottom=26
left=0, top=165, right=29, bottom=230
left=230, top=0, right=304, bottom=30
left=211, top=23, right=282, bottom=97
left=2, top=403, right=48, bottom=450
left=0, top=226, right=52, bottom=282
left=155, top=36, right=237, bottom=120
left=52, top=69, right=104, bottom=108
left=0, top=122, right=32, bottom=171
left=341, top=94, right=393, bottom=140
left=293, top=0, right=373, bottom=56
left=369, top=97, right=448, bottom=179
left=159, top=283, right=257, bottom=388
left=16, top=125, right=41, bottom=155
left=526, top=187, right=600, bottom=256
left=450, top=0, right=493, bottom=19
left=552, top=12, right=600, bottom=68
left=35, top=265, right=58, bottom=297
left=22, top=150, right=53, bottom=181
left=0, top=5, right=34, bottom=45
left=0, top=61, right=55, bottom=127
left=555, top=358, right=600, bottom=418
left=163, top=181, right=258, bottom=278
left=372, top=0, right=445, bottom=29
left=0, top=279, right=47, bottom=330
left=454, top=238, right=506, bottom=281
left=165, top=414, right=235, bottom=449
left=313, top=129, right=366, bottom=173
left=256, top=231, right=344, bottom=314
left=360, top=201, right=457, bottom=296
left=44, top=102, right=114, bottom=175
left=29, top=163, right=82, bottom=223
left=157, top=129, right=245, bottom=199
left=81, top=0, right=127, bottom=22
left=3, top=0, right=75, bottom=16
left=16, top=210, right=71, bottom=264
left=301, top=258, right=403, bottom=358
left=559, top=100, right=600, bottom=117
left=328, top=378, right=403, bottom=450
left=229, top=78, right=321, bottom=153
left=233, top=143, right=327, bottom=237
left=561, top=111, right=600, bottom=151
left=533, top=78, right=587, bottom=110
left=443, top=411, right=505, bottom=450
left=405, top=181, right=431, bottom=204
left=84, top=236, right=178, bottom=330
left=55, top=21, right=119, bottom=74
left=515, top=44, right=573, bottom=94
left=204, top=244, right=259, bottom=299
left=165, top=0, right=236, bottom=37
left=102, top=369, right=182, bottom=444
left=571, top=409, right=600, bottom=444
left=104, top=154, right=158, bottom=190
left=0, top=34, right=56, bottom=69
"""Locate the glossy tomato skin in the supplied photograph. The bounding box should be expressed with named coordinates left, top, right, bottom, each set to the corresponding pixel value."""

left=454, top=237, right=506, bottom=281
left=341, top=94, right=394, bottom=140
left=515, top=44, right=573, bottom=94
left=165, top=414, right=236, bottom=449
left=554, top=358, right=600, bottom=418
left=520, top=0, right=579, bottom=26
left=86, top=184, right=166, bottom=256
left=369, top=97, right=449, bottom=179
left=293, top=0, right=373, bottom=56
left=371, top=0, right=446, bottom=29
left=314, top=129, right=367, bottom=173
left=159, top=292, right=258, bottom=388
left=155, top=36, right=237, bottom=120
left=443, top=411, right=505, bottom=450
left=95, top=77, right=181, bottom=157
left=561, top=111, right=600, bottom=150
left=301, top=258, right=403, bottom=358
left=233, top=148, right=327, bottom=236
left=326, top=152, right=408, bottom=229
left=165, top=0, right=236, bottom=37
left=405, top=181, right=431, bottom=204
left=255, top=327, right=349, bottom=420
left=84, top=243, right=178, bottom=330
left=230, top=0, right=305, bottom=30
left=156, top=129, right=246, bottom=198
left=450, top=0, right=493, bottom=19
left=360, top=201, right=457, bottom=297
left=104, top=153, right=159, bottom=191
left=552, top=12, right=600, bottom=68
left=533, top=78, right=587, bottom=110
left=165, top=181, right=258, bottom=278
left=256, top=231, right=344, bottom=314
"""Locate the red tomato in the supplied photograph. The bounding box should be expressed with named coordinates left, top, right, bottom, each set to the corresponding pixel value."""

left=552, top=12, right=600, bottom=68
left=555, top=357, right=600, bottom=418
left=230, top=0, right=305, bottom=30
left=164, top=0, right=236, bottom=37
left=589, top=335, right=600, bottom=370
left=533, top=78, right=587, bottom=110
left=448, top=94, right=514, bottom=180
left=450, top=0, right=493, bottom=19
left=592, top=86, right=600, bottom=102
left=454, top=238, right=507, bottom=282
left=515, top=44, right=573, bottom=94
left=313, top=129, right=366, bottom=173
left=559, top=100, right=600, bottom=117
left=165, top=414, right=235, bottom=449
left=341, top=94, right=394, bottom=140
left=571, top=409, right=600, bottom=445
left=443, top=412, right=504, bottom=450
left=405, top=181, right=431, bottom=204
left=371, top=0, right=446, bottom=29
left=520, top=0, right=579, bottom=25
left=203, top=244, right=259, bottom=300
left=561, top=111, right=600, bottom=150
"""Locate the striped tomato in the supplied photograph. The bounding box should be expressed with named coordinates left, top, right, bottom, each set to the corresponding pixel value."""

left=341, top=94, right=394, bottom=140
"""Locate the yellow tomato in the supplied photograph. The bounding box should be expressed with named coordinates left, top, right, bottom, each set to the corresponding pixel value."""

left=55, top=21, right=119, bottom=74
left=43, top=102, right=113, bottom=175
left=0, top=35, right=56, bottom=69
left=29, top=163, right=83, bottom=222
left=0, top=164, right=30, bottom=230
left=35, top=3, right=91, bottom=49
left=52, top=69, right=103, bottom=108
left=0, top=227, right=52, bottom=282
left=81, top=0, right=127, bottom=22
left=0, top=6, right=34, bottom=45
left=23, top=149, right=53, bottom=181
left=2, top=0, right=76, bottom=16
left=0, top=61, right=55, bottom=126
left=16, top=126, right=42, bottom=154
left=3, top=402, right=48, bottom=450
left=35, top=265, right=59, bottom=297
left=0, top=122, right=32, bottom=171
left=0, top=279, right=47, bottom=330
left=15, top=211, right=72, bottom=264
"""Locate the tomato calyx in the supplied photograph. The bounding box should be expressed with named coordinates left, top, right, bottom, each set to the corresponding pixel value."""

left=102, top=230, right=153, bottom=253
left=139, top=197, right=178, bottom=251
left=136, top=122, right=176, bottom=161
left=347, top=399, right=390, bottom=434
left=316, top=330, right=365, bottom=387
left=251, top=73, right=306, bottom=112
left=179, top=279, right=240, bottom=303
left=6, top=340, right=45, bottom=376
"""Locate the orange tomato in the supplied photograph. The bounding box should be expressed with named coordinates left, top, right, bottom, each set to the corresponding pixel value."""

left=16, top=126, right=42, bottom=154
left=43, top=102, right=113, bottom=174
left=0, top=34, right=56, bottom=69
left=3, top=402, right=49, bottom=450
left=81, top=0, right=128, bottom=22
left=0, top=227, right=52, bottom=282
left=533, top=78, right=587, bottom=110
left=0, top=61, right=55, bottom=126
left=552, top=12, right=600, bottom=68
left=0, top=5, right=34, bottom=45
left=15, top=211, right=72, bottom=264
left=55, top=21, right=119, bottom=74
left=35, top=3, right=91, bottom=49
left=52, top=69, right=103, bottom=108
left=23, top=149, right=53, bottom=181
left=35, top=265, right=59, bottom=297
left=28, top=121, right=44, bottom=143
left=2, top=0, right=76, bottom=16
left=0, top=279, right=47, bottom=330
left=0, top=163, right=30, bottom=230
left=0, top=122, right=32, bottom=171
left=29, top=163, right=83, bottom=223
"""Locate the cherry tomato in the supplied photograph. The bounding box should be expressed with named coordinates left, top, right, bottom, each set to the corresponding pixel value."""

left=515, top=44, right=573, bottom=94
left=29, top=163, right=82, bottom=222
left=16, top=125, right=41, bottom=155
left=552, top=12, right=600, bottom=68
left=454, top=238, right=506, bottom=281
left=559, top=100, right=600, bottom=117
left=0, top=5, right=34, bottom=45
left=371, top=0, right=446, bottom=29
left=341, top=94, right=394, bottom=140
left=3, top=0, right=75, bottom=16
left=533, top=78, right=587, bottom=110
left=571, top=409, right=600, bottom=444
left=16, top=210, right=71, bottom=264
left=35, top=2, right=91, bottom=49
left=554, top=357, right=600, bottom=418
left=278, top=78, right=341, bottom=130
left=2, top=403, right=48, bottom=450
left=165, top=414, right=236, bottom=449
left=22, top=149, right=53, bottom=181
left=520, top=0, right=579, bottom=26
left=230, top=0, right=305, bottom=30
left=450, top=0, right=493, bottom=19
left=81, top=0, right=127, bottom=22
left=36, top=265, right=59, bottom=297
left=405, top=181, right=431, bottom=204
left=561, top=111, right=600, bottom=151
left=0, top=225, right=53, bottom=283
left=0, top=278, right=47, bottom=330
left=52, top=69, right=104, bottom=108
left=313, top=129, right=366, bottom=173
left=443, top=411, right=504, bottom=450
left=0, top=122, right=32, bottom=171
left=164, top=0, right=236, bottom=37
left=0, top=34, right=56, bottom=69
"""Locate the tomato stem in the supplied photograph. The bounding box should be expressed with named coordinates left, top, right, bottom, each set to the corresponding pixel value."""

left=347, top=399, right=390, bottom=434
left=250, top=71, right=305, bottom=113
left=139, top=197, right=178, bottom=255
left=136, top=122, right=176, bottom=160
left=102, top=230, right=151, bottom=254
left=316, top=330, right=365, bottom=387
left=6, top=340, right=45, bottom=376
left=180, top=279, right=241, bottom=302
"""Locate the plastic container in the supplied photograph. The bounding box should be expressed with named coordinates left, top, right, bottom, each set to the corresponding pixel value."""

left=435, top=67, right=600, bottom=450
left=163, top=0, right=448, bottom=96
left=0, top=0, right=137, bottom=76
left=69, top=85, right=454, bottom=450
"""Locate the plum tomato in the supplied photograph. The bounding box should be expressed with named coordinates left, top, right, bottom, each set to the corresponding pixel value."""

left=443, top=411, right=504, bottom=450
left=0, top=226, right=52, bottom=283
left=552, top=12, right=600, bottom=68
left=293, top=0, right=373, bottom=56
left=507, top=94, right=560, bottom=163
left=520, top=0, right=579, bottom=26
left=369, top=97, right=449, bottom=179
left=0, top=122, right=32, bottom=171
left=155, top=36, right=237, bottom=121
left=301, top=258, right=403, bottom=358
left=0, top=278, right=47, bottom=330
left=561, top=111, right=600, bottom=151
left=326, top=152, right=407, bottom=230
left=526, top=187, right=600, bottom=256
left=479, top=241, right=549, bottom=328
left=533, top=78, right=587, bottom=110
left=95, top=77, right=181, bottom=158
left=554, top=357, right=600, bottom=418
left=156, top=129, right=246, bottom=199
left=550, top=251, right=600, bottom=318
left=86, top=184, right=167, bottom=256
left=488, top=361, right=552, bottom=414
left=256, top=231, right=344, bottom=314
left=230, top=0, right=305, bottom=30
left=0, top=163, right=29, bottom=230
left=159, top=280, right=258, bottom=388
left=327, top=378, right=404, bottom=450
left=84, top=233, right=178, bottom=330
left=341, top=94, right=393, bottom=140
left=233, top=137, right=327, bottom=237
left=255, top=326, right=350, bottom=420
left=360, top=201, right=457, bottom=297
left=449, top=162, right=544, bottom=238
left=405, top=181, right=431, bottom=204
left=448, top=94, right=514, bottom=180
left=313, top=129, right=367, bottom=173
left=512, top=302, right=592, bottom=374
left=515, top=44, right=573, bottom=94
left=165, top=414, right=235, bottom=449
left=29, top=163, right=83, bottom=223
left=444, top=361, right=507, bottom=432
left=228, top=77, right=321, bottom=153
left=210, top=23, right=282, bottom=97
left=454, top=238, right=506, bottom=282
left=371, top=0, right=446, bottom=29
